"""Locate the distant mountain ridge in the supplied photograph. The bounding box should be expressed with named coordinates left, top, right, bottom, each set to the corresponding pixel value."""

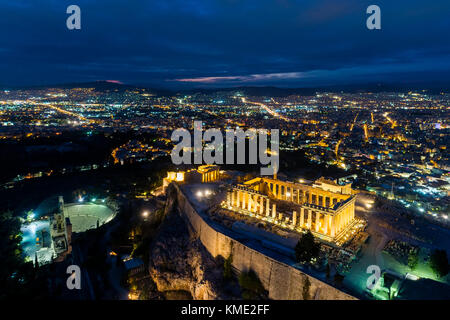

left=3, top=81, right=448, bottom=96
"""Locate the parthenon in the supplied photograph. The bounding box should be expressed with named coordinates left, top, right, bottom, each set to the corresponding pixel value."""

left=225, top=176, right=356, bottom=242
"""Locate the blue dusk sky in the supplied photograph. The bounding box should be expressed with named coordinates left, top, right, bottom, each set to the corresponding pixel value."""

left=0, top=0, right=449, bottom=88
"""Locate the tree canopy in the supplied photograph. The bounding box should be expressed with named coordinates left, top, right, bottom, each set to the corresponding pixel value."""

left=430, top=249, right=449, bottom=278
left=295, top=230, right=320, bottom=264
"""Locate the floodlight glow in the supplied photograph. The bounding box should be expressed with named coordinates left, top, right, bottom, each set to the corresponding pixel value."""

left=27, top=212, right=35, bottom=221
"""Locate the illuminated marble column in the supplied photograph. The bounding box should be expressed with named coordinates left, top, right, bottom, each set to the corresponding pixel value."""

left=323, top=214, right=328, bottom=235
left=259, top=196, right=264, bottom=216
left=299, top=208, right=304, bottom=228
left=241, top=192, right=246, bottom=210
left=345, top=206, right=349, bottom=224
left=231, top=190, right=235, bottom=207
left=247, top=194, right=252, bottom=211
left=292, top=211, right=297, bottom=227
left=236, top=190, right=240, bottom=207
left=346, top=206, right=350, bottom=225
left=342, top=208, right=347, bottom=227
left=337, top=212, right=342, bottom=233
left=307, top=210, right=312, bottom=229
left=315, top=212, right=320, bottom=232
left=330, top=215, right=335, bottom=237
left=308, top=192, right=312, bottom=204
left=348, top=206, right=351, bottom=224
left=272, top=203, right=276, bottom=219
left=297, top=189, right=300, bottom=204
left=351, top=202, right=355, bottom=220
left=266, top=198, right=270, bottom=216
left=336, top=212, right=340, bottom=233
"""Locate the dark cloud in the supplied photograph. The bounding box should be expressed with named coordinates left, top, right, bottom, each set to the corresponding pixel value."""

left=0, top=0, right=449, bottom=88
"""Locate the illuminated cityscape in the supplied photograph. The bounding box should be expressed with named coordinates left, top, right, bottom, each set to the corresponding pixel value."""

left=0, top=0, right=449, bottom=314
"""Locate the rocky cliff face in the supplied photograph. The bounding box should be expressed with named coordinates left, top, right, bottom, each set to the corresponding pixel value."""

left=148, top=185, right=238, bottom=300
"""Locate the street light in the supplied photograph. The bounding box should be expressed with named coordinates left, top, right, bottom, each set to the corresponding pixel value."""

left=142, top=211, right=149, bottom=218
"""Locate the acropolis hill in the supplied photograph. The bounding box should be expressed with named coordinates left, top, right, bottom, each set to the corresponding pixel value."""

left=155, top=165, right=360, bottom=299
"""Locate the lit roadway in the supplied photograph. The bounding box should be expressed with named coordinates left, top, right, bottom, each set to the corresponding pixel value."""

left=46, top=104, right=96, bottom=123
left=241, top=97, right=293, bottom=122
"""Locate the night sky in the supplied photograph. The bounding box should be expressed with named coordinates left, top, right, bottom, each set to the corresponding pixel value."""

left=1, top=0, right=449, bottom=88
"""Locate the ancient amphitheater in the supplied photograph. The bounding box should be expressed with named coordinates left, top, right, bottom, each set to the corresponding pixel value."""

left=64, top=203, right=116, bottom=233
